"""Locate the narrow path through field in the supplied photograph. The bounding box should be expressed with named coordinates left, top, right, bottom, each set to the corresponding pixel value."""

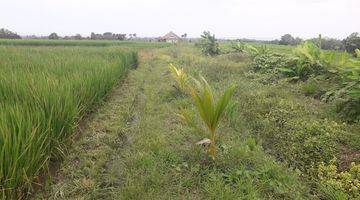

left=36, top=50, right=155, bottom=199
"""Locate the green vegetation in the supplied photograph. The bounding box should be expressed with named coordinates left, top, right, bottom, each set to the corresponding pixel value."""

left=240, top=41, right=360, bottom=122
left=37, top=47, right=312, bottom=199
left=0, top=39, right=170, bottom=48
left=197, top=31, right=220, bottom=56
left=32, top=42, right=359, bottom=199
left=168, top=64, right=188, bottom=93
left=344, top=32, right=360, bottom=54
left=1, top=38, right=359, bottom=199
left=170, top=65, right=236, bottom=160
left=0, top=46, right=137, bottom=199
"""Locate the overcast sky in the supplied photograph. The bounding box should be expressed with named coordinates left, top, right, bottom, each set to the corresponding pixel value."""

left=1, top=0, right=359, bottom=39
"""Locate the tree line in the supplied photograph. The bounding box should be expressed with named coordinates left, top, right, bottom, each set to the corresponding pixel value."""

left=277, top=33, right=360, bottom=54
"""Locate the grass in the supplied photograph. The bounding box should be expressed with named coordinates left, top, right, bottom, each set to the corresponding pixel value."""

left=0, top=39, right=170, bottom=48
left=0, top=46, right=137, bottom=199
left=37, top=46, right=314, bottom=199
left=2, top=42, right=359, bottom=199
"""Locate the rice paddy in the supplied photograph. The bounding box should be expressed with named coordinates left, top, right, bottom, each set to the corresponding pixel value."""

left=0, top=45, right=137, bottom=198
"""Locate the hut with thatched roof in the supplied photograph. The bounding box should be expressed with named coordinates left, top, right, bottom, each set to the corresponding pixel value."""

left=160, top=31, right=181, bottom=43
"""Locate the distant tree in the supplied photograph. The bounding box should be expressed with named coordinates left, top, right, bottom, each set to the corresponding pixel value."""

left=0, top=28, right=21, bottom=39
left=74, top=34, right=82, bottom=40
left=279, top=34, right=294, bottom=45
left=115, top=34, right=126, bottom=40
left=308, top=36, right=344, bottom=50
left=294, top=37, right=303, bottom=45
left=279, top=34, right=302, bottom=46
left=133, top=33, right=137, bottom=38
left=48, top=33, right=59, bottom=40
left=181, top=33, right=187, bottom=38
left=344, top=32, right=360, bottom=54
left=90, top=32, right=96, bottom=40
left=198, top=31, right=220, bottom=56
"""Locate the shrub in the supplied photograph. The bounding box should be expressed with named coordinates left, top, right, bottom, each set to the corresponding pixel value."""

left=264, top=108, right=341, bottom=173
left=355, top=49, right=360, bottom=58
left=198, top=31, right=220, bottom=56
left=317, top=158, right=360, bottom=199
left=230, top=42, right=245, bottom=53
left=344, top=32, right=360, bottom=54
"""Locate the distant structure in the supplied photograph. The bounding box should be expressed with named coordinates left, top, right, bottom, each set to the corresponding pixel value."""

left=159, top=31, right=181, bottom=43
left=90, top=32, right=126, bottom=40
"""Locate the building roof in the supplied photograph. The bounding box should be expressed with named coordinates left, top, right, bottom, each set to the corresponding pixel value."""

left=162, top=31, right=180, bottom=40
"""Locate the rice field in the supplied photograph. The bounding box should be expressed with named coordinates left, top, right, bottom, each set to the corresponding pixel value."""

left=0, top=39, right=170, bottom=48
left=0, top=46, right=137, bottom=198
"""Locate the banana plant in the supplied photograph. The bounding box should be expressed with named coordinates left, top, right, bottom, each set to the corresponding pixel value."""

left=187, top=76, right=236, bottom=160
left=168, top=64, right=188, bottom=93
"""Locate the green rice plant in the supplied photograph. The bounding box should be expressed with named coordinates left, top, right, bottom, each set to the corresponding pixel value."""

left=168, top=64, right=188, bottom=93
left=0, top=46, right=137, bottom=199
left=0, top=38, right=170, bottom=48
left=186, top=76, right=236, bottom=160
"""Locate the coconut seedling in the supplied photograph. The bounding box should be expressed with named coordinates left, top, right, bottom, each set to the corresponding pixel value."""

left=169, top=65, right=236, bottom=159
left=355, top=49, right=360, bottom=58
left=168, top=63, right=188, bottom=93
left=187, top=76, right=236, bottom=160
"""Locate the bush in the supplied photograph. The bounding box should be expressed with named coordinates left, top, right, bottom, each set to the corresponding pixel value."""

left=318, top=158, right=360, bottom=199
left=344, top=32, right=360, bottom=55
left=264, top=108, right=340, bottom=173
left=198, top=31, right=220, bottom=56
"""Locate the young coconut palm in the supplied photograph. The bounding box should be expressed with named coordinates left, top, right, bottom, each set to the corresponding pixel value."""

left=355, top=49, right=360, bottom=58
left=187, top=76, right=236, bottom=160
left=168, top=64, right=188, bottom=93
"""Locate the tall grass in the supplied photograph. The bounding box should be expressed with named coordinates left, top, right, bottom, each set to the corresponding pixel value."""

left=0, top=46, right=137, bottom=198
left=0, top=39, right=170, bottom=48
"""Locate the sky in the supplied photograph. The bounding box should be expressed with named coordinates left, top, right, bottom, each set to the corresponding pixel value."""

left=1, top=0, right=359, bottom=40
